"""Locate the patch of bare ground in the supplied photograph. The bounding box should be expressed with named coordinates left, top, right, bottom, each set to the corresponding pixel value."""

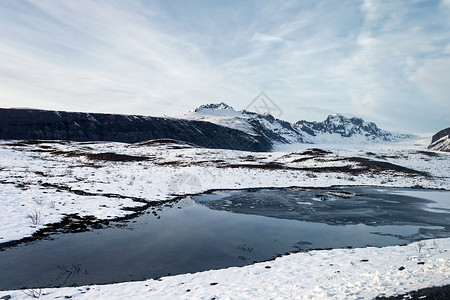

left=155, top=161, right=186, bottom=166
left=2, top=140, right=151, bottom=162
left=69, top=163, right=102, bottom=168
left=341, top=157, right=428, bottom=176
left=291, top=156, right=316, bottom=163
left=353, top=158, right=420, bottom=176
left=299, top=148, right=332, bottom=155
left=3, top=140, right=68, bottom=146
left=375, top=154, right=404, bottom=160
left=281, top=148, right=333, bottom=163
left=282, top=148, right=331, bottom=157
left=85, top=152, right=149, bottom=162
left=219, top=162, right=288, bottom=170
left=46, top=149, right=151, bottom=162
left=415, top=150, right=440, bottom=157
left=130, top=138, right=197, bottom=149
left=0, top=213, right=133, bottom=251
left=220, top=156, right=428, bottom=177
left=39, top=182, right=148, bottom=203
left=195, top=160, right=227, bottom=164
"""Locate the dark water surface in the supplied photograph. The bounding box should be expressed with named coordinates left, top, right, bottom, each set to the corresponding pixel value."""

left=0, top=187, right=449, bottom=290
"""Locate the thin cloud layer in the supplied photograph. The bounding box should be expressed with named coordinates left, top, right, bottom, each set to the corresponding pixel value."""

left=0, top=0, right=449, bottom=132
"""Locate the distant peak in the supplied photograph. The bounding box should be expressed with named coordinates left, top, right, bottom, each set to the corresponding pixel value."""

left=327, top=113, right=345, bottom=119
left=190, top=102, right=234, bottom=113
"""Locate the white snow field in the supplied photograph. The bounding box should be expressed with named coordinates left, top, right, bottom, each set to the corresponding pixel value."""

left=0, top=135, right=449, bottom=299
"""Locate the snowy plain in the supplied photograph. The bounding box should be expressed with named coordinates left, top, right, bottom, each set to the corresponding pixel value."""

left=0, top=134, right=449, bottom=299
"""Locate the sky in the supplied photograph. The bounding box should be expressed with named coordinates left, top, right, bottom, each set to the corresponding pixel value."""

left=0, top=0, right=449, bottom=132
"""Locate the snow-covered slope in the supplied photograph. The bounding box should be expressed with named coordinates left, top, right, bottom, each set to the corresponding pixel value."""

left=183, top=102, right=304, bottom=144
left=183, top=103, right=256, bottom=136
left=428, top=127, right=450, bottom=152
left=182, top=103, right=411, bottom=145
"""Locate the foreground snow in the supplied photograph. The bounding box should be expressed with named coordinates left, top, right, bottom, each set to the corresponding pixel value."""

left=1, top=136, right=449, bottom=298
left=2, top=238, right=449, bottom=299
left=1, top=137, right=449, bottom=243
left=0, top=136, right=449, bottom=243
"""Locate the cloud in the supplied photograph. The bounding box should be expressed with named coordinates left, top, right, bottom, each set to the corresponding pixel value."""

left=0, top=0, right=449, bottom=132
left=326, top=0, right=450, bottom=131
left=251, top=32, right=288, bottom=44
left=0, top=0, right=225, bottom=114
left=295, top=106, right=336, bottom=116
left=409, top=58, right=450, bottom=105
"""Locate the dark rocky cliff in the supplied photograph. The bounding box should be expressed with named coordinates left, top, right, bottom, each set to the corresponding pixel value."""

left=428, top=127, right=450, bottom=152
left=0, top=108, right=272, bottom=151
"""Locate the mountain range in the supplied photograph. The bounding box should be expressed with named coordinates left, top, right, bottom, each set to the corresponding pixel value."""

left=182, top=102, right=409, bottom=144
left=0, top=104, right=412, bottom=151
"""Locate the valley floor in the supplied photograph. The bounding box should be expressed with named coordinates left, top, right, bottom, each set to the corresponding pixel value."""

left=0, top=136, right=449, bottom=299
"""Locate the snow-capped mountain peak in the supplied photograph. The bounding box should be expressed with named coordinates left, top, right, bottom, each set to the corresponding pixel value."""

left=327, top=113, right=344, bottom=120
left=183, top=102, right=257, bottom=134
left=189, top=102, right=235, bottom=114
left=181, top=102, right=411, bottom=147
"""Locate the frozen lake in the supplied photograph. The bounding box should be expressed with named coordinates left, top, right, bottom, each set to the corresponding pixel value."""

left=0, top=187, right=449, bottom=290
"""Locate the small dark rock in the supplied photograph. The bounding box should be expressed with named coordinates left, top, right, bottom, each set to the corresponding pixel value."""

left=1, top=295, right=11, bottom=300
left=398, top=266, right=405, bottom=271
